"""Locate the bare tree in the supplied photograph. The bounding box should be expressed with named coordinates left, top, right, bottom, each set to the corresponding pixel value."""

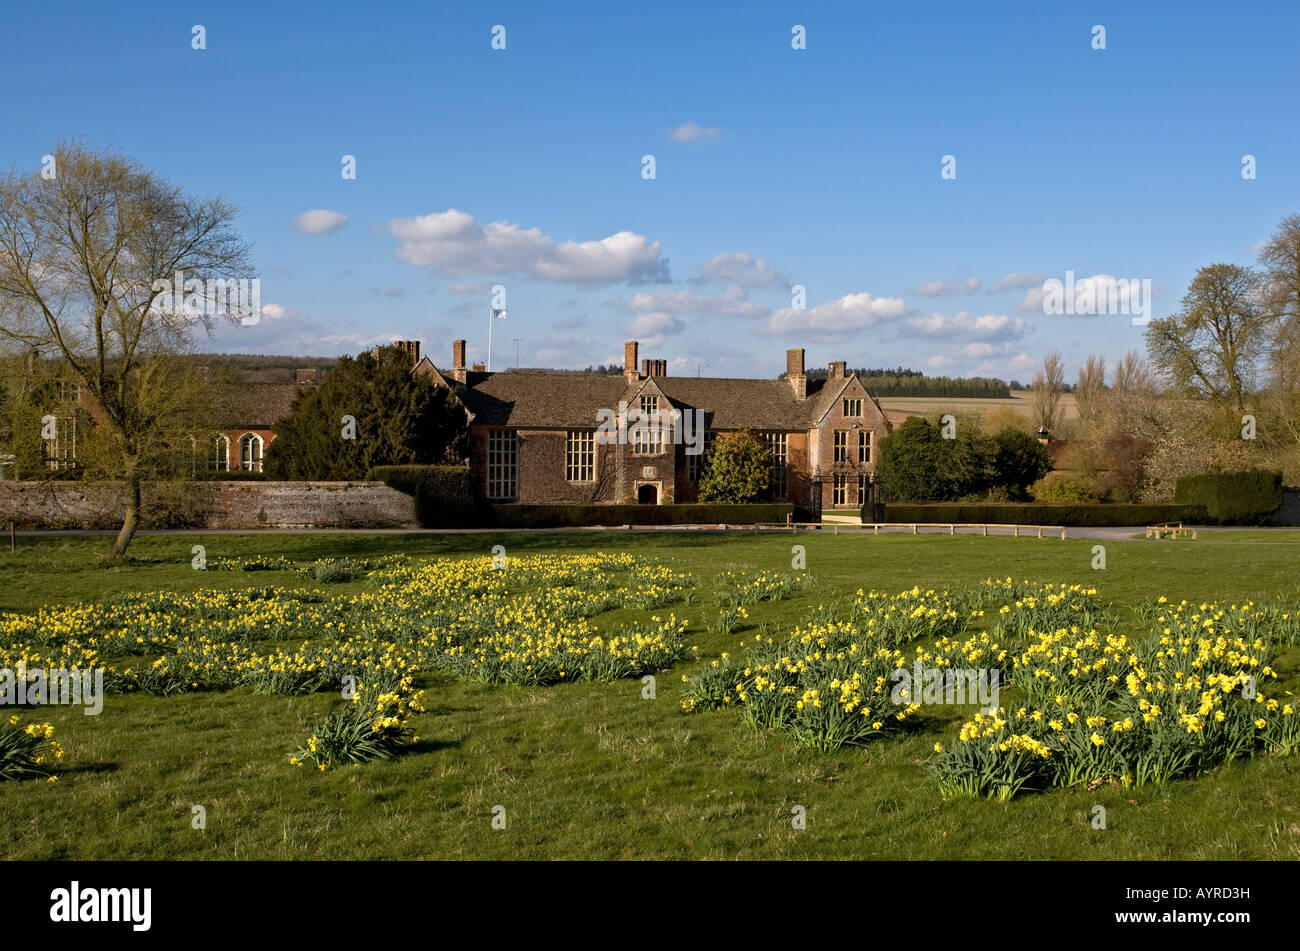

left=1075, top=354, right=1106, bottom=422
left=1112, top=350, right=1155, bottom=395
left=0, top=142, right=253, bottom=556
left=1030, top=349, right=1064, bottom=432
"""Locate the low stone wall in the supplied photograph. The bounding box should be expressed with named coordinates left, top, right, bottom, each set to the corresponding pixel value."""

left=0, top=481, right=417, bottom=530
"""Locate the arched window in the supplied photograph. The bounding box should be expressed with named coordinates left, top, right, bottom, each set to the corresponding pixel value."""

left=238, top=433, right=264, bottom=473
left=208, top=434, right=230, bottom=471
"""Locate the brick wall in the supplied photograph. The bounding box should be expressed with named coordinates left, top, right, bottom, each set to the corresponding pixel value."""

left=0, top=481, right=417, bottom=530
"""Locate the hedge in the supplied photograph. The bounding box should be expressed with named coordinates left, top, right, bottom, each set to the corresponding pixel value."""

left=366, top=465, right=477, bottom=527
left=488, top=503, right=795, bottom=529
left=1174, top=469, right=1283, bottom=525
left=875, top=502, right=1207, bottom=527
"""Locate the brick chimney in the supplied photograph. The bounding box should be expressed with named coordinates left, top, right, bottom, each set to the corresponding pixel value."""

left=828, top=360, right=846, bottom=379
left=655, top=359, right=667, bottom=377
left=471, top=362, right=486, bottom=373
left=641, top=358, right=651, bottom=378
left=452, top=339, right=467, bottom=383
left=624, top=341, right=639, bottom=382
left=786, top=348, right=806, bottom=398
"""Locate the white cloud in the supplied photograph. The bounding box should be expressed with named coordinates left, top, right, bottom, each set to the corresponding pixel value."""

left=450, top=281, right=493, bottom=295
left=293, top=209, right=349, bottom=235
left=257, top=302, right=296, bottom=320
left=609, top=284, right=767, bottom=319
left=386, top=209, right=668, bottom=285
left=625, top=311, right=685, bottom=338
left=761, top=292, right=908, bottom=338
left=668, top=122, right=722, bottom=144
left=901, top=311, right=1029, bottom=342
left=694, top=251, right=784, bottom=288
left=911, top=277, right=980, bottom=296
left=990, top=271, right=1043, bottom=293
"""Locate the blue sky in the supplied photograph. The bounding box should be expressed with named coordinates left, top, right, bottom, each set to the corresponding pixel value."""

left=3, top=0, right=1298, bottom=382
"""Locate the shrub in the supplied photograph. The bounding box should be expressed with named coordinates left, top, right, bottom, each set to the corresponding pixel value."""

left=1174, top=469, right=1283, bottom=525
left=367, top=464, right=477, bottom=527
left=1031, top=475, right=1102, bottom=504
left=697, top=428, right=771, bottom=503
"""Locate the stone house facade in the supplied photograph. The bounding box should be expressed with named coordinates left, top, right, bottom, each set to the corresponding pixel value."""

left=415, top=339, right=891, bottom=512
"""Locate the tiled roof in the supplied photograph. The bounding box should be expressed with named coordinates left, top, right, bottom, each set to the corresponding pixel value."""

left=212, top=381, right=301, bottom=428
left=452, top=370, right=828, bottom=430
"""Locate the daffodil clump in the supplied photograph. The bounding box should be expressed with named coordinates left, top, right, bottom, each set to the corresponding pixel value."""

left=931, top=598, right=1299, bottom=800
left=0, top=553, right=697, bottom=697
left=290, top=674, right=425, bottom=771
left=0, top=553, right=700, bottom=771
left=0, top=715, right=64, bottom=781
left=682, top=583, right=980, bottom=749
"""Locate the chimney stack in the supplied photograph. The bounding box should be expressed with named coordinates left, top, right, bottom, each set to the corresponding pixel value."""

left=829, top=360, right=846, bottom=379
left=656, top=359, right=667, bottom=377
left=452, top=339, right=467, bottom=383
left=471, top=362, right=486, bottom=373
left=624, top=341, right=639, bottom=382
left=786, top=348, right=806, bottom=398
left=641, top=358, right=651, bottom=378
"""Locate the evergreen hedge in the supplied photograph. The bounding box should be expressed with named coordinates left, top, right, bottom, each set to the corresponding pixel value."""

left=366, top=465, right=477, bottom=527
left=487, top=503, right=795, bottom=528
left=1173, top=469, right=1283, bottom=525
left=874, top=502, right=1207, bottom=527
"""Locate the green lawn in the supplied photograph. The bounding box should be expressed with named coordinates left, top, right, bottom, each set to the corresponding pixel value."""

left=2, top=530, right=1298, bottom=860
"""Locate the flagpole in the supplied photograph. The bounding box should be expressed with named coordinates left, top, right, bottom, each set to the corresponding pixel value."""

left=487, top=305, right=493, bottom=372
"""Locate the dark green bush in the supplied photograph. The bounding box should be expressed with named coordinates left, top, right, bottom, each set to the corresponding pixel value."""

left=1174, top=469, right=1283, bottom=525
left=489, top=503, right=794, bottom=528
left=875, top=502, right=1207, bottom=527
left=367, top=465, right=477, bottom=527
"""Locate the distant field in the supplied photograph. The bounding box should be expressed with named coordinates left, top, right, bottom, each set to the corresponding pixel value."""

left=878, top=391, right=1079, bottom=426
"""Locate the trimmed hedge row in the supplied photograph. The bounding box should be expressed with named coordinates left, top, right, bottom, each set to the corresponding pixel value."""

left=1174, top=469, right=1283, bottom=525
left=367, top=465, right=796, bottom=528
left=875, top=502, right=1208, bottom=527
left=366, top=465, right=477, bottom=527
left=487, top=503, right=796, bottom=529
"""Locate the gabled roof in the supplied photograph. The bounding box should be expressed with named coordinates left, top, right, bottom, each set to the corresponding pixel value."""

left=451, top=370, right=824, bottom=431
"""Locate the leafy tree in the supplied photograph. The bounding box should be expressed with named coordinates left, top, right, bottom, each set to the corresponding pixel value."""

left=263, top=347, right=467, bottom=480
left=697, top=427, right=770, bottom=503
left=878, top=417, right=954, bottom=501
left=1144, top=263, right=1269, bottom=412
left=0, top=142, right=251, bottom=556
left=992, top=427, right=1051, bottom=498
left=880, top=417, right=1048, bottom=501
